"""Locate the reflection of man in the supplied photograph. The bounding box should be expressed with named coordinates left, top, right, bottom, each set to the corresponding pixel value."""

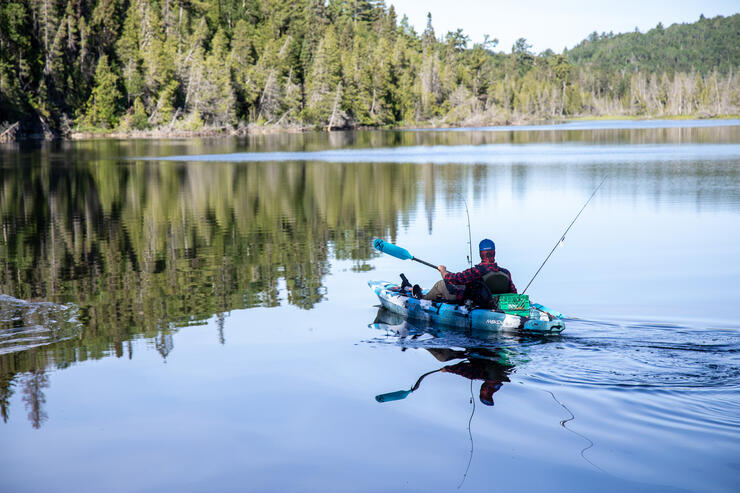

left=426, top=348, right=512, bottom=406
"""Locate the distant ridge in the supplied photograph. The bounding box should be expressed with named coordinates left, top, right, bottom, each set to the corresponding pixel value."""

left=566, top=14, right=740, bottom=74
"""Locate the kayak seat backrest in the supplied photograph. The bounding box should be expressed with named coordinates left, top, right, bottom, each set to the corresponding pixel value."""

left=482, top=270, right=512, bottom=295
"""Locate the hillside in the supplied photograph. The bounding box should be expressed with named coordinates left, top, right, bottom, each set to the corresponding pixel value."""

left=566, top=14, right=740, bottom=75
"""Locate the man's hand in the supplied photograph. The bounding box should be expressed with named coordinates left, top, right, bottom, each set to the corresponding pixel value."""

left=437, top=265, right=447, bottom=277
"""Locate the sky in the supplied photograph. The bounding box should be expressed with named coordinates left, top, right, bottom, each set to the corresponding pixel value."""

left=387, top=0, right=739, bottom=53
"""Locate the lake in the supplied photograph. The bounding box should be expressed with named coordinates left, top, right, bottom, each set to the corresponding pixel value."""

left=1, top=120, right=739, bottom=492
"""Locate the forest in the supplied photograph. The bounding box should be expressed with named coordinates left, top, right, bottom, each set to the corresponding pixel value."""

left=0, top=1, right=738, bottom=139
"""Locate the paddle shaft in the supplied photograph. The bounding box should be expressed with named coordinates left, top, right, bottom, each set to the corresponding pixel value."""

left=410, top=369, right=443, bottom=391
left=412, top=257, right=438, bottom=270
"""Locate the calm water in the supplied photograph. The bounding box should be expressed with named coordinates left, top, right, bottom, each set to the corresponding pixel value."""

left=1, top=121, right=739, bottom=492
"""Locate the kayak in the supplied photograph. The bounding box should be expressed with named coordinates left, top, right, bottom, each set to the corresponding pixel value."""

left=368, top=280, right=565, bottom=334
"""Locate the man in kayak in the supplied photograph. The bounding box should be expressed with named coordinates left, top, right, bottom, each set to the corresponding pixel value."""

left=415, top=238, right=517, bottom=302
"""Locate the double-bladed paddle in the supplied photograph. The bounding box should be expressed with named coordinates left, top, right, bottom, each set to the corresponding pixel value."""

left=373, top=239, right=438, bottom=270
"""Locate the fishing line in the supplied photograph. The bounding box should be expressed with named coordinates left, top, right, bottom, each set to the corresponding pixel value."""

left=457, top=377, right=476, bottom=489
left=522, top=175, right=608, bottom=294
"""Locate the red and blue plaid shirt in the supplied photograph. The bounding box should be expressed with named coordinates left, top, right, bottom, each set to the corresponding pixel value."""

left=443, top=251, right=517, bottom=294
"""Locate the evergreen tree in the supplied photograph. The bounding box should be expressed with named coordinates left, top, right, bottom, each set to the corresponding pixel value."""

left=131, top=96, right=148, bottom=129
left=202, top=28, right=236, bottom=125
left=303, top=26, right=343, bottom=125
left=83, top=54, right=122, bottom=128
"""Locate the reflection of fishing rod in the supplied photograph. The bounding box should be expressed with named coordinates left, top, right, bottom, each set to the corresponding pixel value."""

left=375, top=368, right=443, bottom=402
left=522, top=176, right=608, bottom=294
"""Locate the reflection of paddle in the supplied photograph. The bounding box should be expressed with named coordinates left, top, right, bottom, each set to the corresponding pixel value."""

left=375, top=369, right=442, bottom=402
left=373, top=239, right=438, bottom=270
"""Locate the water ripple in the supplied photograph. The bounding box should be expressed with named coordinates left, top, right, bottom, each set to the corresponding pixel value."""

left=523, top=318, right=740, bottom=391
left=0, top=295, right=81, bottom=355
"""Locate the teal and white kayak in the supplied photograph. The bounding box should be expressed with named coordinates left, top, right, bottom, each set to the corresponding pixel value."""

left=369, top=280, right=565, bottom=334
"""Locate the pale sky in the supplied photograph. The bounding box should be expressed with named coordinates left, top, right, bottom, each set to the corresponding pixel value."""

left=387, top=0, right=739, bottom=53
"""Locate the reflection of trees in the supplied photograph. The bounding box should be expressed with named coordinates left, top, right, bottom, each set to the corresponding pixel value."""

left=2, top=143, right=487, bottom=426
left=155, top=333, right=174, bottom=360
left=0, top=371, right=13, bottom=423
left=0, top=294, right=81, bottom=426
left=0, top=158, right=423, bottom=324
left=22, top=370, right=49, bottom=429
left=252, top=125, right=740, bottom=147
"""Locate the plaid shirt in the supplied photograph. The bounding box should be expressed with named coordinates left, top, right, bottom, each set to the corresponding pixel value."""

left=443, top=251, right=517, bottom=294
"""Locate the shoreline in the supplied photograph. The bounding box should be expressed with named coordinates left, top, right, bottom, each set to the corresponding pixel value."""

left=3, top=114, right=739, bottom=143
left=66, top=114, right=740, bottom=140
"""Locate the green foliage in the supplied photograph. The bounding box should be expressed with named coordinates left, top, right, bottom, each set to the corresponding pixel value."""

left=567, top=14, right=740, bottom=75
left=131, top=97, right=149, bottom=129
left=83, top=55, right=122, bottom=128
left=303, top=25, right=343, bottom=125
left=0, top=2, right=738, bottom=134
left=154, top=81, right=179, bottom=126
left=0, top=1, right=32, bottom=119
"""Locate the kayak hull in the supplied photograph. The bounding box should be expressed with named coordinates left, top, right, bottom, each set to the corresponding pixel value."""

left=369, top=280, right=565, bottom=334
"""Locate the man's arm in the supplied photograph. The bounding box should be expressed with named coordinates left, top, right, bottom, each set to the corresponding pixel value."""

left=442, top=265, right=483, bottom=285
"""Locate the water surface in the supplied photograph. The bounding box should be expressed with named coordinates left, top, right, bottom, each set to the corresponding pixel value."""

left=1, top=121, right=739, bottom=492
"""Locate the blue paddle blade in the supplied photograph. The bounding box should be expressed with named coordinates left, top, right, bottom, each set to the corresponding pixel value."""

left=373, top=239, right=413, bottom=261
left=375, top=390, right=412, bottom=402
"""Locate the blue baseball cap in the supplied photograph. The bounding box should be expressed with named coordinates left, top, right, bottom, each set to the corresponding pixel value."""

left=479, top=239, right=495, bottom=251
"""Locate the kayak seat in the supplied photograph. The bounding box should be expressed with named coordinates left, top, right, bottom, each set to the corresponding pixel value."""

left=482, top=270, right=512, bottom=295
left=464, top=271, right=515, bottom=309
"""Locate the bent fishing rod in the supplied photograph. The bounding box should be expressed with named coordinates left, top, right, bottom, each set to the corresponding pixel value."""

left=521, top=175, right=608, bottom=294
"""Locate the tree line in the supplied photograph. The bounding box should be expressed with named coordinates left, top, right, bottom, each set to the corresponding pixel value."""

left=0, top=1, right=738, bottom=139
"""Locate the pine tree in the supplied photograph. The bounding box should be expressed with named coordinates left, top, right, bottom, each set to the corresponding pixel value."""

left=83, top=55, right=122, bottom=128
left=0, top=1, right=32, bottom=119
left=131, top=96, right=148, bottom=129
left=202, top=28, right=236, bottom=125
left=231, top=19, right=259, bottom=119
left=303, top=26, right=343, bottom=125
left=116, top=0, right=143, bottom=104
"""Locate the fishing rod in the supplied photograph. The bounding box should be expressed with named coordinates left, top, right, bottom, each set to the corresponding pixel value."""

left=522, top=176, right=608, bottom=295
left=463, top=198, right=473, bottom=268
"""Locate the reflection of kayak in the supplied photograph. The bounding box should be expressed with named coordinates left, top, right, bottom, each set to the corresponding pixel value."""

left=369, top=281, right=565, bottom=334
